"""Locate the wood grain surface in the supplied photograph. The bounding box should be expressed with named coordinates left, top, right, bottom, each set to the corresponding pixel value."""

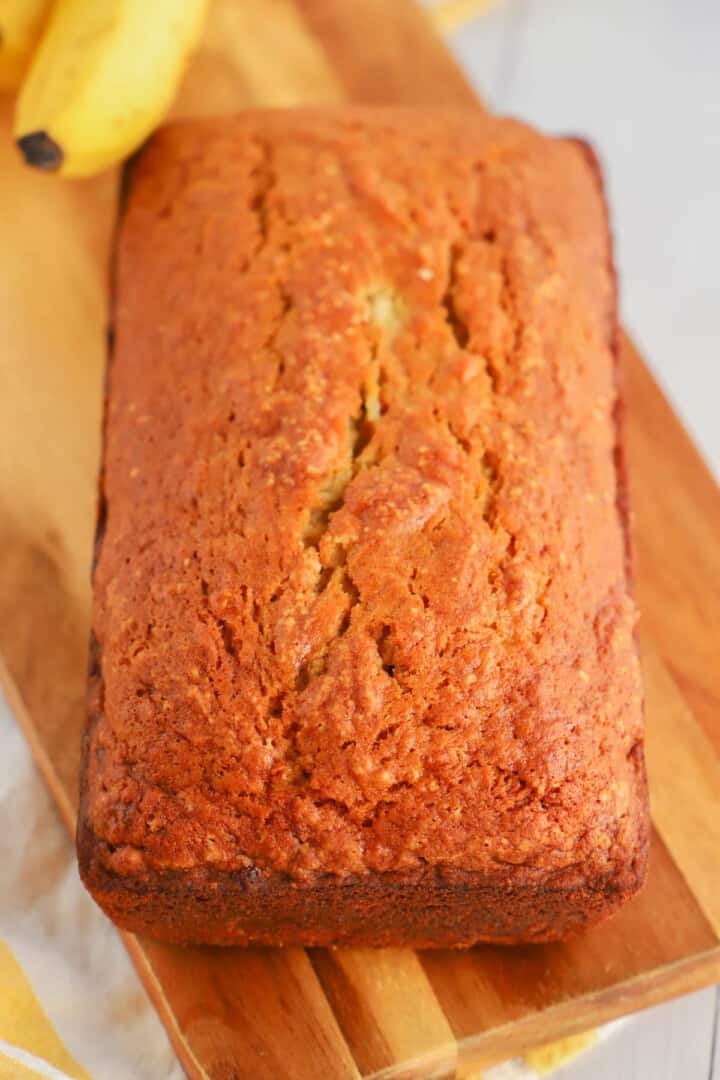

left=1, top=1, right=718, bottom=1077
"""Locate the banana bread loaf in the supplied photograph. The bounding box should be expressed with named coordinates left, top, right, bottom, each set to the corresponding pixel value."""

left=78, top=108, right=648, bottom=946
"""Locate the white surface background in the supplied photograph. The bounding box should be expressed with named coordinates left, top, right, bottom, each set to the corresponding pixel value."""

left=447, top=1, right=720, bottom=1076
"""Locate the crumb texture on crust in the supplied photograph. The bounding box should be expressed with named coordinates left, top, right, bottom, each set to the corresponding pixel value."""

left=84, top=110, right=646, bottom=910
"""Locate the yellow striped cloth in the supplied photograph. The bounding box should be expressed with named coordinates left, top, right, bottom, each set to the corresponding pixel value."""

left=1, top=2, right=610, bottom=1076
left=1, top=701, right=181, bottom=1080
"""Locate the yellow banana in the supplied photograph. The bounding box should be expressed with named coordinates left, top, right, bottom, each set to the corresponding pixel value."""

left=15, top=0, right=208, bottom=177
left=0, top=0, right=51, bottom=89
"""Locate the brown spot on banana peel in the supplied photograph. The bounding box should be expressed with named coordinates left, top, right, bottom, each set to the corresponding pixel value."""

left=17, top=130, right=64, bottom=171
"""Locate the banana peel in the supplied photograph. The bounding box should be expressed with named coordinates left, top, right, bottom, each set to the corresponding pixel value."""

left=15, top=0, right=209, bottom=177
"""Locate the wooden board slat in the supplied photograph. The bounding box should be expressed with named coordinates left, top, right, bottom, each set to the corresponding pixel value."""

left=641, top=644, right=720, bottom=936
left=308, top=948, right=457, bottom=1078
left=141, top=944, right=362, bottom=1080
left=1, top=2, right=719, bottom=1078
left=623, top=342, right=720, bottom=755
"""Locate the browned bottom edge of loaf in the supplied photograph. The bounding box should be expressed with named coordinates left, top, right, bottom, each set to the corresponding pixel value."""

left=77, top=769, right=649, bottom=949
left=77, top=654, right=650, bottom=948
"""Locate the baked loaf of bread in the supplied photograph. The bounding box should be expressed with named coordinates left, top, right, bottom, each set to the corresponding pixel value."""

left=78, top=109, right=648, bottom=946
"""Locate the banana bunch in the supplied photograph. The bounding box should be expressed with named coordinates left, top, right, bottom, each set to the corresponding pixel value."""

left=0, top=0, right=208, bottom=177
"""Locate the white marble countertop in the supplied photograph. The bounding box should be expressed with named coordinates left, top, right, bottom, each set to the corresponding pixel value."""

left=449, top=2, right=720, bottom=1075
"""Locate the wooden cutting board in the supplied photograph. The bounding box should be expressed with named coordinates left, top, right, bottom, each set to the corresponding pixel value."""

left=1, top=2, right=719, bottom=1077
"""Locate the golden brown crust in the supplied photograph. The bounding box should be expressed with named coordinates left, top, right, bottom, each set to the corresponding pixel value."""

left=78, top=109, right=648, bottom=946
